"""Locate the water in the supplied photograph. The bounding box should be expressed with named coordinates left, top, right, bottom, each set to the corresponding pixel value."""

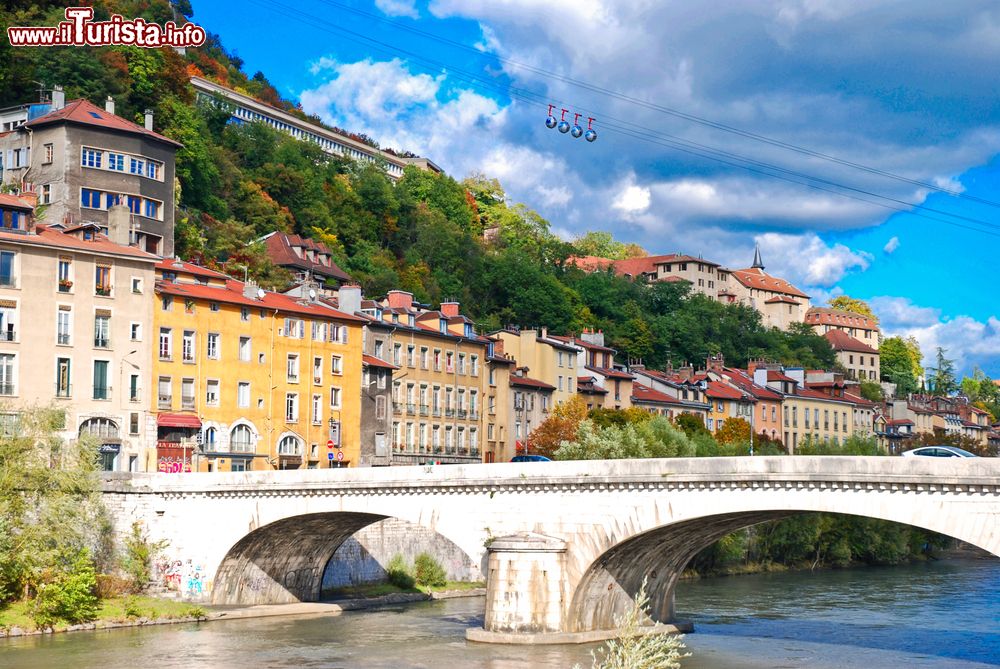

left=2, top=559, right=997, bottom=668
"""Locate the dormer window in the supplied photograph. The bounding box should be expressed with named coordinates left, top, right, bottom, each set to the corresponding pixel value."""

left=439, top=320, right=447, bottom=334
left=408, top=315, right=415, bottom=327
left=392, top=313, right=399, bottom=323
left=464, top=323, right=474, bottom=337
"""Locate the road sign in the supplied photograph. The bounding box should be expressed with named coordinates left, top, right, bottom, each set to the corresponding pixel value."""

left=327, top=439, right=335, bottom=449
left=336, top=451, right=344, bottom=461
left=327, top=452, right=335, bottom=460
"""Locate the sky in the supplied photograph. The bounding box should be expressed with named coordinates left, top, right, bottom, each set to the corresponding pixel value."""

left=192, top=0, right=1000, bottom=376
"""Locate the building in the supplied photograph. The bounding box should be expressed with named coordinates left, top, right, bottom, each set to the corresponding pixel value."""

left=371, top=291, right=504, bottom=465
left=0, top=88, right=180, bottom=256
left=752, top=364, right=855, bottom=452
left=190, top=76, right=441, bottom=180
left=631, top=384, right=686, bottom=419
left=549, top=330, right=634, bottom=410
left=0, top=198, right=158, bottom=471
left=348, top=295, right=397, bottom=467
left=718, top=366, right=784, bottom=442
left=630, top=365, right=712, bottom=421
left=509, top=369, right=556, bottom=460
left=704, top=380, right=755, bottom=433
left=261, top=231, right=351, bottom=290
left=723, top=245, right=811, bottom=329
left=805, top=306, right=880, bottom=349
left=569, top=253, right=722, bottom=298
left=152, top=259, right=364, bottom=472
left=823, top=329, right=880, bottom=381
left=491, top=327, right=582, bottom=407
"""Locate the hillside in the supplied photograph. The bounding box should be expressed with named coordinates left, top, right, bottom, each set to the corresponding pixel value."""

left=0, top=0, right=835, bottom=370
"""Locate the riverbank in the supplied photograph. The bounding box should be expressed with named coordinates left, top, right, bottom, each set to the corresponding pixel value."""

left=0, top=585, right=486, bottom=639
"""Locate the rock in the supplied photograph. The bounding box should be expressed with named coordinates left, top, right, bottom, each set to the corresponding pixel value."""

left=8, top=626, right=23, bottom=637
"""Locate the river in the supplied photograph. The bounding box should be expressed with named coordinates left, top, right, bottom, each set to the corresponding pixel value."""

left=2, top=559, right=997, bottom=668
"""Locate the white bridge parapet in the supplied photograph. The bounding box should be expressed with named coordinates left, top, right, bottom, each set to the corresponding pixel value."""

left=101, top=456, right=1000, bottom=638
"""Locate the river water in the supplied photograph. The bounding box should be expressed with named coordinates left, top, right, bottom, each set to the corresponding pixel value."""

left=2, top=559, right=997, bottom=668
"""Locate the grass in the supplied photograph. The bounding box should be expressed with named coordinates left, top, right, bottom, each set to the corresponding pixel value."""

left=322, top=580, right=485, bottom=600
left=0, top=596, right=206, bottom=633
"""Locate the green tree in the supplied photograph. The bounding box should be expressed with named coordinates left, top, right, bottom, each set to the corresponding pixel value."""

left=859, top=380, right=884, bottom=402
left=928, top=347, right=957, bottom=394
left=828, top=296, right=877, bottom=321
left=880, top=336, right=919, bottom=396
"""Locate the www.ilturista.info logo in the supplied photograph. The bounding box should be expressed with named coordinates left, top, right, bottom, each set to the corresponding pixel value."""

left=7, top=7, right=206, bottom=48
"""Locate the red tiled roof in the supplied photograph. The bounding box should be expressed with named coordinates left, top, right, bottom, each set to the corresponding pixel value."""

left=26, top=98, right=181, bottom=147
left=585, top=365, right=634, bottom=380
left=705, top=381, right=745, bottom=401
left=0, top=224, right=158, bottom=261
left=576, top=377, right=608, bottom=394
left=0, top=194, right=34, bottom=210
left=155, top=258, right=230, bottom=280
left=570, top=253, right=719, bottom=279
left=510, top=375, right=556, bottom=391
left=156, top=279, right=363, bottom=322
left=632, top=385, right=682, bottom=405
left=795, top=387, right=855, bottom=403
left=886, top=419, right=914, bottom=426
left=767, top=370, right=797, bottom=383
left=263, top=232, right=350, bottom=282
left=805, top=307, right=879, bottom=329
left=567, top=255, right=615, bottom=271
left=824, top=329, right=878, bottom=354
left=722, top=368, right=783, bottom=401
left=363, top=354, right=398, bottom=370
left=609, top=255, right=659, bottom=278
left=764, top=295, right=800, bottom=305
left=730, top=267, right=809, bottom=299
left=549, top=334, right=615, bottom=353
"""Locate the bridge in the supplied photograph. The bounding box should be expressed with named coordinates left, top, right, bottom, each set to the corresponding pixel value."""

left=101, top=457, right=1000, bottom=642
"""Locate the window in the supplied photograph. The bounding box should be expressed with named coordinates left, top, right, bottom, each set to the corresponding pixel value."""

left=143, top=199, right=159, bottom=219
left=56, top=259, right=72, bottom=291
left=158, top=376, right=172, bottom=408
left=278, top=435, right=301, bottom=456
left=147, top=161, right=160, bottom=180
left=43, top=143, right=53, bottom=164
left=182, top=330, right=195, bottom=362
left=81, top=148, right=102, bottom=168
left=330, top=386, right=342, bottom=408
left=374, top=339, right=385, bottom=360
left=457, top=353, right=466, bottom=374
left=393, top=343, right=402, bottom=366
left=129, top=373, right=140, bottom=402
left=161, top=295, right=173, bottom=311
left=129, top=413, right=140, bottom=435
left=420, top=347, right=429, bottom=369
left=55, top=357, right=71, bottom=398
left=558, top=351, right=564, bottom=367
left=407, top=345, right=416, bottom=367
left=237, top=381, right=250, bottom=408
left=54, top=306, right=71, bottom=345
left=81, top=188, right=102, bottom=209
left=158, top=327, right=172, bottom=360
left=94, top=313, right=110, bottom=348
left=376, top=395, right=387, bottom=420
left=92, top=360, right=109, bottom=400
left=95, top=265, right=111, bottom=296
left=285, top=393, right=299, bottom=422
left=241, top=307, right=250, bottom=322
left=129, top=157, right=144, bottom=175
left=126, top=195, right=141, bottom=215
left=239, top=336, right=251, bottom=361
left=210, top=302, right=219, bottom=312
left=287, top=354, right=300, bottom=382
left=107, top=152, right=125, bottom=171
left=231, top=424, right=254, bottom=453
left=131, top=278, right=142, bottom=294
left=207, top=332, right=219, bottom=359
left=284, top=318, right=304, bottom=338
left=0, top=251, right=15, bottom=287
left=181, top=378, right=195, bottom=409
left=206, top=379, right=220, bottom=406
left=313, top=356, right=322, bottom=383
left=312, top=394, right=322, bottom=424
left=471, top=355, right=479, bottom=376
left=330, top=354, right=342, bottom=375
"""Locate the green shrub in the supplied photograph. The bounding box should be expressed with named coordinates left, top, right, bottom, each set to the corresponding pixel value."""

left=413, top=553, right=447, bottom=588
left=385, top=554, right=415, bottom=589
left=122, top=595, right=144, bottom=619
left=121, top=522, right=168, bottom=593
left=31, top=549, right=99, bottom=628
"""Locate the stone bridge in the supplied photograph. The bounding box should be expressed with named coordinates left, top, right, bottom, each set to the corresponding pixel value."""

left=101, top=456, right=1000, bottom=641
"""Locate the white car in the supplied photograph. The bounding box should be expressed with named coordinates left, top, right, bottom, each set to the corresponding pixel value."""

left=901, top=445, right=978, bottom=458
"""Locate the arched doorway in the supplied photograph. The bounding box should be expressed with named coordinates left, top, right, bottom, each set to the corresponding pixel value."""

left=79, top=417, right=120, bottom=471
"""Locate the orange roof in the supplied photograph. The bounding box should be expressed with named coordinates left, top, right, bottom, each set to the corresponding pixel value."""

left=363, top=354, right=398, bottom=370
left=705, top=381, right=746, bottom=401
left=805, top=307, right=879, bottom=329
left=156, top=280, right=363, bottom=322
left=632, top=384, right=682, bottom=405
left=730, top=267, right=809, bottom=299
left=0, top=194, right=34, bottom=210
left=764, top=295, right=801, bottom=305
left=824, top=329, right=878, bottom=354
left=609, top=255, right=659, bottom=277
left=26, top=98, right=181, bottom=147
left=722, top=368, right=783, bottom=401
left=0, top=224, right=158, bottom=261
left=510, top=375, right=556, bottom=391
left=567, top=255, right=615, bottom=271
left=155, top=258, right=230, bottom=280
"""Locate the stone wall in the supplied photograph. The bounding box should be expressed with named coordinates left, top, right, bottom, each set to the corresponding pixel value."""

left=321, top=517, right=478, bottom=591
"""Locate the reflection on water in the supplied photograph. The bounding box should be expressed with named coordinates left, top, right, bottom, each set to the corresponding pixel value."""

left=1, top=559, right=997, bottom=669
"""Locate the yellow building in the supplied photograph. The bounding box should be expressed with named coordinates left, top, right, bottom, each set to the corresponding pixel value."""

left=151, top=259, right=363, bottom=472
left=760, top=369, right=855, bottom=452
left=492, top=327, right=582, bottom=408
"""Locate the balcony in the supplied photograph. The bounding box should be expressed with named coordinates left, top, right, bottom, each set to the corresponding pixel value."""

left=419, top=404, right=429, bottom=416
left=432, top=406, right=441, bottom=417
left=393, top=402, right=403, bottom=415
left=158, top=394, right=172, bottom=409
left=469, top=410, right=479, bottom=421
left=406, top=403, right=416, bottom=415
left=95, top=286, right=111, bottom=297
left=0, top=329, right=14, bottom=342
left=231, top=440, right=255, bottom=454
left=129, top=390, right=141, bottom=403
left=55, top=383, right=72, bottom=398
left=458, top=409, right=468, bottom=419
left=445, top=408, right=455, bottom=418
left=94, top=337, right=110, bottom=349
left=57, top=333, right=70, bottom=345
left=287, top=373, right=299, bottom=383
left=0, top=383, right=14, bottom=396
left=92, top=385, right=111, bottom=401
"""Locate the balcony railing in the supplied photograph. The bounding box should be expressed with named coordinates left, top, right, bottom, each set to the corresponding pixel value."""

left=0, top=329, right=15, bottom=342
left=432, top=407, right=441, bottom=417
left=94, top=337, right=110, bottom=348
left=57, top=333, right=70, bottom=345
left=231, top=440, right=255, bottom=453
left=469, top=410, right=479, bottom=421
left=419, top=404, right=429, bottom=416
left=92, top=385, right=111, bottom=400
left=56, top=383, right=72, bottom=398
left=457, top=409, right=468, bottom=419
left=393, top=402, right=403, bottom=414
left=445, top=408, right=455, bottom=418
left=406, top=403, right=416, bottom=415
left=0, top=383, right=15, bottom=396
left=158, top=394, right=172, bottom=409
left=287, top=373, right=299, bottom=383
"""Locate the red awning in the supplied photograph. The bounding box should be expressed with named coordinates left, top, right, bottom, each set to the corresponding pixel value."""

left=363, top=354, right=398, bottom=370
left=157, top=412, right=202, bottom=429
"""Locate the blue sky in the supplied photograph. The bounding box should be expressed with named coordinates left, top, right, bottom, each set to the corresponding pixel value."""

left=193, top=0, right=1000, bottom=375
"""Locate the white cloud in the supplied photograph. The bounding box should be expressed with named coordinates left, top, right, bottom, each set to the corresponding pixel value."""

left=883, top=236, right=900, bottom=254
left=869, top=296, right=941, bottom=329
left=375, top=0, right=419, bottom=19
left=754, top=232, right=872, bottom=287
left=613, top=180, right=652, bottom=215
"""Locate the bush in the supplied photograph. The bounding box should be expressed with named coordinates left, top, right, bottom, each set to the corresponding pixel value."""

left=121, top=522, right=168, bottom=593
left=122, top=595, right=144, bottom=619
left=413, top=553, right=447, bottom=588
left=385, top=554, right=415, bottom=589
left=95, top=574, right=132, bottom=599
left=31, top=549, right=100, bottom=628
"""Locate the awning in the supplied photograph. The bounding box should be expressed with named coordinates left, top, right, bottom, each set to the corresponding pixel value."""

left=157, top=412, right=202, bottom=429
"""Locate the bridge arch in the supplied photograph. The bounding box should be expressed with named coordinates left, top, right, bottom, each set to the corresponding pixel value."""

left=566, top=492, right=1000, bottom=633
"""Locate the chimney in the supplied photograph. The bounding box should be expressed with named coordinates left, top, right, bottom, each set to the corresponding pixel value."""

left=106, top=203, right=131, bottom=246
left=706, top=353, right=724, bottom=373
left=440, top=301, right=460, bottom=318
left=144, top=109, right=154, bottom=131
left=540, top=326, right=548, bottom=339
left=492, top=337, right=505, bottom=355
left=51, top=85, right=65, bottom=110
left=786, top=367, right=805, bottom=387
left=18, top=191, right=37, bottom=209
left=386, top=289, right=413, bottom=310
left=753, top=367, right=768, bottom=388
left=105, top=96, right=115, bottom=115
left=243, top=280, right=262, bottom=301
left=677, top=365, right=694, bottom=382
left=338, top=283, right=362, bottom=315
left=581, top=329, right=605, bottom=347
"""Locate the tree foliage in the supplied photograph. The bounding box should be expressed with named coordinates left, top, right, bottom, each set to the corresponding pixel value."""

left=880, top=336, right=920, bottom=396
left=828, top=296, right=877, bottom=321
left=529, top=396, right=589, bottom=458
